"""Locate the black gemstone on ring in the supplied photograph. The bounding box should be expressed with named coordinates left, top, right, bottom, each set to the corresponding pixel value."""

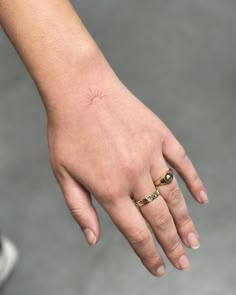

left=164, top=172, right=173, bottom=183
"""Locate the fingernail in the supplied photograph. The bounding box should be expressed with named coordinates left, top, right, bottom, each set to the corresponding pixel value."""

left=179, top=255, right=191, bottom=270
left=199, top=190, right=208, bottom=204
left=83, top=228, right=97, bottom=245
left=187, top=232, right=200, bottom=249
left=156, top=265, right=165, bottom=277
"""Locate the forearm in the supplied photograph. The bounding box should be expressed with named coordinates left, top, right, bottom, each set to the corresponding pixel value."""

left=0, top=0, right=109, bottom=117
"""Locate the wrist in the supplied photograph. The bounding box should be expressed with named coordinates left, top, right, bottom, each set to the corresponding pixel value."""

left=0, top=0, right=115, bottom=122
left=41, top=45, right=119, bottom=125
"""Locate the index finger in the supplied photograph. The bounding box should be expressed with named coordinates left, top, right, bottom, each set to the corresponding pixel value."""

left=162, top=132, right=208, bottom=204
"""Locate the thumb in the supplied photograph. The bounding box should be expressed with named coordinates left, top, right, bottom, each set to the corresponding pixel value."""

left=61, top=176, right=100, bottom=246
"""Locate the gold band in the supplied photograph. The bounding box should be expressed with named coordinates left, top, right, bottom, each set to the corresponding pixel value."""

left=132, top=189, right=161, bottom=208
left=154, top=168, right=174, bottom=187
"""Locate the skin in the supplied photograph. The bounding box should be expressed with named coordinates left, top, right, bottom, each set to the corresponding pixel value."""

left=0, top=0, right=208, bottom=277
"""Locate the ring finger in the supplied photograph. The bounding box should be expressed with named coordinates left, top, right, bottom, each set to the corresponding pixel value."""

left=132, top=175, right=191, bottom=270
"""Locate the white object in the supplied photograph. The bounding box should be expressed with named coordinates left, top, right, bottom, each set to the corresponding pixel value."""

left=0, top=236, right=19, bottom=287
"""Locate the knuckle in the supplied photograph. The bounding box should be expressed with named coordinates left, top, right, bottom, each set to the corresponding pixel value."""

left=166, top=241, right=181, bottom=256
left=157, top=125, right=168, bottom=141
left=70, top=207, right=87, bottom=222
left=142, top=252, right=161, bottom=266
left=100, top=184, right=121, bottom=204
left=166, top=187, right=181, bottom=204
left=179, top=215, right=192, bottom=228
left=174, top=144, right=188, bottom=165
left=178, top=146, right=187, bottom=160
left=156, top=213, right=172, bottom=229
left=128, top=230, right=150, bottom=247
left=122, top=155, right=146, bottom=179
left=52, top=164, right=68, bottom=182
left=191, top=173, right=201, bottom=187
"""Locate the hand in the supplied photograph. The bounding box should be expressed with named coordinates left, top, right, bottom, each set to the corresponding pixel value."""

left=46, top=54, right=208, bottom=277
left=0, top=0, right=208, bottom=278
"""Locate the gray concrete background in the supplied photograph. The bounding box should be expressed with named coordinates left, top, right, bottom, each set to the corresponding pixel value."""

left=0, top=0, right=235, bottom=294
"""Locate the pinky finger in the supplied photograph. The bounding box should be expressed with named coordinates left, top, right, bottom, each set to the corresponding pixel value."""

left=59, top=174, right=100, bottom=246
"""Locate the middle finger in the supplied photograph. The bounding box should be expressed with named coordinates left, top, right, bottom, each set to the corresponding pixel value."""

left=151, top=161, right=200, bottom=250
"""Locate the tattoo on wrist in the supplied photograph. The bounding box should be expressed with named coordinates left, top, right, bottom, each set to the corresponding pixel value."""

left=86, top=88, right=105, bottom=105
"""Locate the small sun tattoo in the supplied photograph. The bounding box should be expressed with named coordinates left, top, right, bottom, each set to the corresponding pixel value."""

left=87, top=88, right=105, bottom=105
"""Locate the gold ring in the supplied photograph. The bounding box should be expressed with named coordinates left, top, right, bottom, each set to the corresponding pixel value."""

left=132, top=189, right=161, bottom=208
left=154, top=168, right=174, bottom=187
